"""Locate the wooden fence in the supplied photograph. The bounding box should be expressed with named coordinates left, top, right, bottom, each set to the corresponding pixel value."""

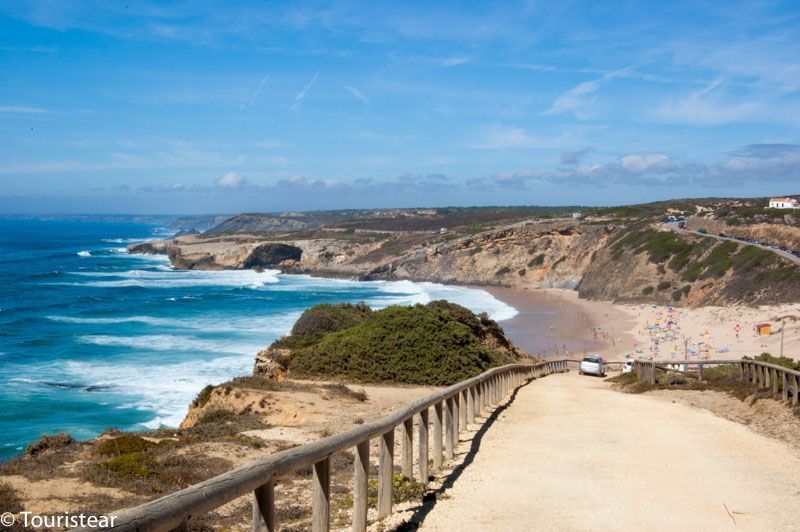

left=634, top=359, right=800, bottom=407
left=83, top=359, right=570, bottom=532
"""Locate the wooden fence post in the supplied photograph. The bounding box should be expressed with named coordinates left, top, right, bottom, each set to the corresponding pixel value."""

left=253, top=477, right=275, bottom=532
left=772, top=368, right=779, bottom=396
left=782, top=370, right=789, bottom=402
left=352, top=441, right=369, bottom=532
left=453, top=391, right=460, bottom=440
left=401, top=417, right=413, bottom=479
left=417, top=409, right=429, bottom=483
left=378, top=431, right=394, bottom=519
left=467, top=386, right=475, bottom=425
left=739, top=362, right=745, bottom=382
left=460, top=389, right=468, bottom=429
left=312, top=457, right=330, bottom=532
left=433, top=402, right=443, bottom=471
left=445, top=397, right=454, bottom=460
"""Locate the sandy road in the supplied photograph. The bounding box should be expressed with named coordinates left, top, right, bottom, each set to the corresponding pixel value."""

left=419, top=373, right=800, bottom=531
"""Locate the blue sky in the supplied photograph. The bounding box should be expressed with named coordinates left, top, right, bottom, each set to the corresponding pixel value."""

left=1, top=1, right=799, bottom=214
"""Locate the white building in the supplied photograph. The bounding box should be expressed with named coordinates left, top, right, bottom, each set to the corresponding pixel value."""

left=768, top=197, right=799, bottom=209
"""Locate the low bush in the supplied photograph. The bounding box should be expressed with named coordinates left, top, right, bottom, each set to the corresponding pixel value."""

left=97, top=435, right=156, bottom=456
left=288, top=301, right=514, bottom=385
left=96, top=452, right=159, bottom=479
left=495, top=266, right=511, bottom=276
left=0, top=482, right=22, bottom=513
left=192, top=385, right=214, bottom=408
left=642, top=286, right=654, bottom=295
left=25, top=433, right=75, bottom=457
left=198, top=409, right=236, bottom=425
left=527, top=254, right=545, bottom=267
left=657, top=281, right=672, bottom=291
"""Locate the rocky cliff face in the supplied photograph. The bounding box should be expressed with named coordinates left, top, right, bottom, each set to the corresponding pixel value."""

left=365, top=221, right=611, bottom=289
left=127, top=217, right=800, bottom=307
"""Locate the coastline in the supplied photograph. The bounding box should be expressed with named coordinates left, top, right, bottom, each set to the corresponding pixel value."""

left=486, top=285, right=800, bottom=363
left=483, top=286, right=637, bottom=361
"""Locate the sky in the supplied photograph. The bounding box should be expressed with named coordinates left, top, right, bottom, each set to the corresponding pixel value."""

left=1, top=1, right=799, bottom=214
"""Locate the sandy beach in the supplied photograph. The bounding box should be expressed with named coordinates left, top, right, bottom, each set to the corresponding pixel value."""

left=487, top=286, right=800, bottom=363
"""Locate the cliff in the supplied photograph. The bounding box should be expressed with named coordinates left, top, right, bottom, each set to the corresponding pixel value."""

left=128, top=217, right=800, bottom=307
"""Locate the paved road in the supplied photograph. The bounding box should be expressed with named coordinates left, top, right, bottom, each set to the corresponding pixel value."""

left=663, top=222, right=800, bottom=266
left=419, top=373, right=800, bottom=531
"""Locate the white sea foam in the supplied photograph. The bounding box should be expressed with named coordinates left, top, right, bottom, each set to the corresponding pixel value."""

left=60, top=354, right=254, bottom=428
left=264, top=275, right=517, bottom=321
left=50, top=312, right=300, bottom=335
left=77, top=250, right=91, bottom=257
left=65, top=268, right=281, bottom=289
left=77, top=334, right=264, bottom=354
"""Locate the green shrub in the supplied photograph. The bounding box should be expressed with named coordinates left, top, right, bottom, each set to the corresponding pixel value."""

left=284, top=302, right=373, bottom=345
left=97, top=452, right=159, bottom=479
left=703, top=241, right=737, bottom=277
left=657, top=281, right=671, bottom=291
left=744, top=353, right=800, bottom=371
left=527, top=254, right=545, bottom=267
left=198, top=409, right=236, bottom=425
left=468, top=246, right=482, bottom=255
left=518, top=269, right=526, bottom=276
left=192, top=385, right=214, bottom=408
left=25, top=432, right=74, bottom=456
left=657, top=264, right=666, bottom=275
left=97, top=435, right=156, bottom=456
left=496, top=266, right=511, bottom=276
left=642, top=286, right=654, bottom=295
left=289, top=301, right=509, bottom=385
left=0, top=482, right=22, bottom=513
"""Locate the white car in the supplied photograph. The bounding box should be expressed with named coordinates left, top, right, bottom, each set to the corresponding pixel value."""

left=579, top=355, right=606, bottom=377
left=622, top=360, right=635, bottom=373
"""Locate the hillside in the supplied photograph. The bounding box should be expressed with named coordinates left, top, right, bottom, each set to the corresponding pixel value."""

left=254, top=301, right=530, bottom=385
left=128, top=196, right=800, bottom=307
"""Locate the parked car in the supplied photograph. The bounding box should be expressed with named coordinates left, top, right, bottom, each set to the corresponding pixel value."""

left=622, top=360, right=635, bottom=373
left=579, top=355, right=606, bottom=377
left=677, top=221, right=686, bottom=229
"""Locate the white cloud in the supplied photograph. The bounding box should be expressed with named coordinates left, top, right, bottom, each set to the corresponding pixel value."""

left=290, top=72, right=319, bottom=111
left=0, top=105, right=46, bottom=113
left=654, top=79, right=761, bottom=126
left=542, top=67, right=632, bottom=118
left=241, top=74, right=269, bottom=109
left=342, top=84, right=370, bottom=105
left=215, top=172, right=247, bottom=188
left=618, top=153, right=676, bottom=173
left=473, top=125, right=540, bottom=149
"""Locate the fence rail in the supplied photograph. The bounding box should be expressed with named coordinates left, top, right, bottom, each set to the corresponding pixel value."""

left=633, top=359, right=800, bottom=407
left=80, top=359, right=571, bottom=532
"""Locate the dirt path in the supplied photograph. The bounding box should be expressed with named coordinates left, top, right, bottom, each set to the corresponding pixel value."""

left=418, top=373, right=800, bottom=531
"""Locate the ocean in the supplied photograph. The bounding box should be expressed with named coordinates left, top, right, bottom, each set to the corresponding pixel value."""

left=0, top=220, right=517, bottom=460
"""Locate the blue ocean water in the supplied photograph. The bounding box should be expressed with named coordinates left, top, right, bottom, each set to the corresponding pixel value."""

left=0, top=220, right=516, bottom=460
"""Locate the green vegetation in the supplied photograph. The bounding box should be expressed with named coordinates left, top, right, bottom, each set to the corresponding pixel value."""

left=97, top=435, right=156, bottom=456
left=744, top=353, right=800, bottom=371
left=642, top=286, right=654, bottom=295
left=496, top=266, right=511, bottom=276
left=657, top=281, right=671, bottom=291
left=528, top=254, right=545, bottom=267
left=281, top=301, right=519, bottom=385
left=97, top=452, right=159, bottom=479
left=192, top=384, right=214, bottom=408
left=198, top=409, right=236, bottom=425
left=0, top=482, right=23, bottom=514
left=609, top=364, right=771, bottom=401
left=341, top=473, right=427, bottom=509
left=468, top=246, right=482, bottom=255
left=273, top=302, right=374, bottom=351
left=25, top=432, right=74, bottom=456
